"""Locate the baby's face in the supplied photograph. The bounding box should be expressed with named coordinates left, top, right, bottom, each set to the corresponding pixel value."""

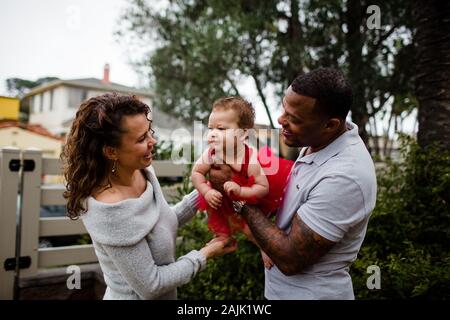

left=207, top=109, right=246, bottom=158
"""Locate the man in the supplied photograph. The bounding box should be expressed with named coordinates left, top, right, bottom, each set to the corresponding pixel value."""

left=233, top=68, right=377, bottom=299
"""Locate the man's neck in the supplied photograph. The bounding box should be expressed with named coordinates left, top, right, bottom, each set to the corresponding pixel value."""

left=308, top=124, right=348, bottom=154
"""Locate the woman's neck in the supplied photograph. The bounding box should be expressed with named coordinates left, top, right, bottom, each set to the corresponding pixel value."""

left=110, top=167, right=141, bottom=187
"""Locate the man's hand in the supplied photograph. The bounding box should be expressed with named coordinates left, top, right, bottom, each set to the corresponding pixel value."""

left=224, top=181, right=241, bottom=197
left=208, top=164, right=233, bottom=193
left=205, top=189, right=223, bottom=209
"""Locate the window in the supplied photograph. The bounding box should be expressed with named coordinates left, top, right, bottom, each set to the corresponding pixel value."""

left=68, top=88, right=86, bottom=108
left=39, top=94, right=44, bottom=113
left=49, top=90, right=54, bottom=111
left=30, top=96, right=34, bottom=114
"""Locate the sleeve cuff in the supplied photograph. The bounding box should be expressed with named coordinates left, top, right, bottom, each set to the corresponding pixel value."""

left=183, top=249, right=207, bottom=271
left=173, top=190, right=200, bottom=226
left=299, top=211, right=341, bottom=242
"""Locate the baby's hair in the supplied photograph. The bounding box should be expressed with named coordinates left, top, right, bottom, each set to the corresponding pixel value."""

left=212, top=96, right=255, bottom=129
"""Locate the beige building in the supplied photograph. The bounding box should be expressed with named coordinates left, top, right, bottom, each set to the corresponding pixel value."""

left=23, top=64, right=153, bottom=136
left=22, top=64, right=190, bottom=147
left=0, top=121, right=63, bottom=158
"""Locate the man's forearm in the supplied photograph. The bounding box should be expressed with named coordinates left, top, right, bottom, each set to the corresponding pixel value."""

left=241, top=204, right=335, bottom=276
left=240, top=205, right=298, bottom=274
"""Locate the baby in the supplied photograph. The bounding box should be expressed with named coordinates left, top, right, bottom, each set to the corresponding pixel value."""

left=192, top=96, right=280, bottom=268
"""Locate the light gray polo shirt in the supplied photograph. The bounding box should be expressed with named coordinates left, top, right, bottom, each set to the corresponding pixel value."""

left=265, top=121, right=377, bottom=300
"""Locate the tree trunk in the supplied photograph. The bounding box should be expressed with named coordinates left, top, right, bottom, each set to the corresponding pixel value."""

left=414, top=0, right=450, bottom=150
left=369, top=115, right=381, bottom=159
left=345, top=0, right=370, bottom=147
left=285, top=0, right=303, bottom=85
left=251, top=74, right=275, bottom=128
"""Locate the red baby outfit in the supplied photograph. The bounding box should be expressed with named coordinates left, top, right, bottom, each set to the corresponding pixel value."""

left=197, top=145, right=294, bottom=236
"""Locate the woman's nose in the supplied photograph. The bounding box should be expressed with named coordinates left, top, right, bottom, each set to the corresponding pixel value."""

left=149, top=136, right=157, bottom=147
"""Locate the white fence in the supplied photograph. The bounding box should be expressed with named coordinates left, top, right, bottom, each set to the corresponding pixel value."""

left=0, top=147, right=187, bottom=299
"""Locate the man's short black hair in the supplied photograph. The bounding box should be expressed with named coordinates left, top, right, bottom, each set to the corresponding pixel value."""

left=291, top=68, right=353, bottom=120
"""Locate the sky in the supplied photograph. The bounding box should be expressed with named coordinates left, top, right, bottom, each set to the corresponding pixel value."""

left=0, top=0, right=138, bottom=89
left=0, top=1, right=416, bottom=132
left=0, top=0, right=277, bottom=125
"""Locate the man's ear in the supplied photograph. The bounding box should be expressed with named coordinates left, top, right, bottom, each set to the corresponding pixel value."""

left=324, top=118, right=342, bottom=132
left=103, top=145, right=118, bottom=161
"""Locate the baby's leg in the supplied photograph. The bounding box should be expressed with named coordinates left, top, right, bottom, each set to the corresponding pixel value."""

left=242, top=224, right=274, bottom=269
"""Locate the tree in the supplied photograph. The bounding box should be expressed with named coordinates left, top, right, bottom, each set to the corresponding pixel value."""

left=414, top=0, right=450, bottom=150
left=6, top=77, right=59, bottom=98
left=117, top=0, right=414, bottom=149
left=116, top=0, right=280, bottom=125
left=5, top=77, right=59, bottom=122
left=300, top=0, right=415, bottom=149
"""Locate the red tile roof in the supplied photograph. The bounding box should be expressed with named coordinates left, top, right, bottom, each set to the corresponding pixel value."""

left=0, top=120, right=64, bottom=141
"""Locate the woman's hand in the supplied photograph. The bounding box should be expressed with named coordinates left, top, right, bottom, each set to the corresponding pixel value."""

left=223, top=181, right=241, bottom=197
left=200, top=235, right=237, bottom=259
left=204, top=189, right=223, bottom=209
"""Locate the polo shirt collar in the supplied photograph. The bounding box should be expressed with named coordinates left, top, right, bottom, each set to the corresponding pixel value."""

left=296, top=121, right=361, bottom=166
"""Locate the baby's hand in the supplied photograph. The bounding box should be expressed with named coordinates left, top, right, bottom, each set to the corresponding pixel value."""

left=223, top=181, right=241, bottom=197
left=205, top=189, right=223, bottom=209
left=261, top=250, right=274, bottom=270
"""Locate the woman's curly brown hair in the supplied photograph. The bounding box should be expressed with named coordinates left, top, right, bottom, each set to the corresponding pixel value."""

left=61, top=93, right=151, bottom=219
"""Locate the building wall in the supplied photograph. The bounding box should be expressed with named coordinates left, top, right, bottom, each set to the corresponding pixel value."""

left=29, top=87, right=78, bottom=135
left=0, top=96, right=20, bottom=120
left=0, top=127, right=63, bottom=158
left=29, top=86, right=170, bottom=139
left=61, top=91, right=155, bottom=136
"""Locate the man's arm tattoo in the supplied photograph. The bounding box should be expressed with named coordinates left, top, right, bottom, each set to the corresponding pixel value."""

left=242, top=205, right=335, bottom=276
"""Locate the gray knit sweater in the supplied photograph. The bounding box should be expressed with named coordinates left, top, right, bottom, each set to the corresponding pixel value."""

left=82, top=166, right=205, bottom=300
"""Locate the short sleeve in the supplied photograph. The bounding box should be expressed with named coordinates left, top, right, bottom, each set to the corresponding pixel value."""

left=298, top=175, right=366, bottom=242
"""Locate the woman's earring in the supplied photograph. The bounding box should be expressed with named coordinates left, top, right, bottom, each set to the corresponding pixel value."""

left=111, top=160, right=117, bottom=174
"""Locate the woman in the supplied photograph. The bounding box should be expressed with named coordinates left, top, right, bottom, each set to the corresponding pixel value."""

left=61, top=93, right=235, bottom=300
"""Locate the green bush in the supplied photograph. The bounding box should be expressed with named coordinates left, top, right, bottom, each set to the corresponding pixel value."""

left=177, top=211, right=265, bottom=300
left=153, top=140, right=174, bottom=160
left=351, top=136, right=450, bottom=299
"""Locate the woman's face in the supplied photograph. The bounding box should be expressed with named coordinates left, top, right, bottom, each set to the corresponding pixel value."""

left=207, top=109, right=246, bottom=160
left=115, top=113, right=156, bottom=170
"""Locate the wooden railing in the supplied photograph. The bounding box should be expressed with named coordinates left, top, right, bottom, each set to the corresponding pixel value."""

left=0, top=147, right=187, bottom=299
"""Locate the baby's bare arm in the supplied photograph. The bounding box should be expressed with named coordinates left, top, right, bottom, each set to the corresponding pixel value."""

left=239, top=150, right=269, bottom=199
left=191, top=150, right=213, bottom=196
left=192, top=150, right=223, bottom=209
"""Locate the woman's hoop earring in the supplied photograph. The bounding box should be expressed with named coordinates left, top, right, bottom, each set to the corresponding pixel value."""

left=111, top=160, right=117, bottom=174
